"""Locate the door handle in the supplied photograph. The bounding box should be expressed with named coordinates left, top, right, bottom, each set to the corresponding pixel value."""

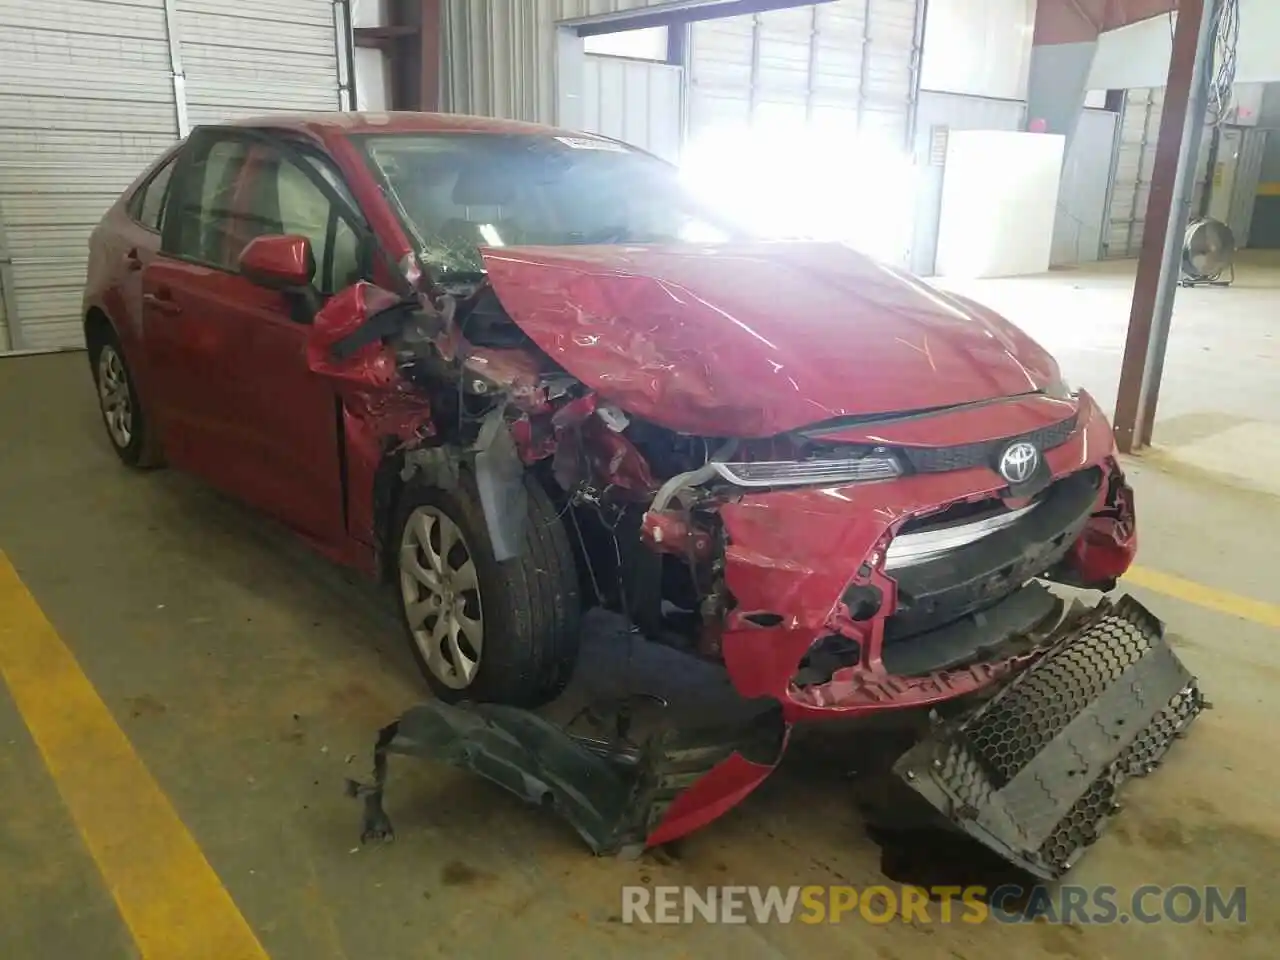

left=124, top=247, right=143, bottom=271
left=143, top=290, right=182, bottom=316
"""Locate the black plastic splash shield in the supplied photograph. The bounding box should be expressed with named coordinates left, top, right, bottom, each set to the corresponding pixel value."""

left=893, top=595, right=1205, bottom=880
left=348, top=698, right=786, bottom=855
left=347, top=611, right=787, bottom=855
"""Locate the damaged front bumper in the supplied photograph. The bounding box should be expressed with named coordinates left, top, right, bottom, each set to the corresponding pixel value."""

left=716, top=394, right=1138, bottom=720
left=351, top=597, right=1202, bottom=878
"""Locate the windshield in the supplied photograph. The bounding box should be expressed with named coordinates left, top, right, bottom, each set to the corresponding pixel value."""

left=355, top=132, right=744, bottom=277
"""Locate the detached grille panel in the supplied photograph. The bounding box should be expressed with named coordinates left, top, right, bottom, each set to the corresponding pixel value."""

left=893, top=597, right=1205, bottom=880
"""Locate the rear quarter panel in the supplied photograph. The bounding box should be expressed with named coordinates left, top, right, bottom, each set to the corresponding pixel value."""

left=84, top=147, right=181, bottom=399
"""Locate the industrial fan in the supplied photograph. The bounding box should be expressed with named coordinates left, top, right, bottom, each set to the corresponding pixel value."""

left=1180, top=216, right=1236, bottom=287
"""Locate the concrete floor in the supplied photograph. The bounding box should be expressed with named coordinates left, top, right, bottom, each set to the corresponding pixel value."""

left=0, top=263, right=1278, bottom=957
left=940, top=251, right=1280, bottom=497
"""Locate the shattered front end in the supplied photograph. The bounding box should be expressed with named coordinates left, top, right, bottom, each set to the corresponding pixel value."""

left=325, top=266, right=1201, bottom=877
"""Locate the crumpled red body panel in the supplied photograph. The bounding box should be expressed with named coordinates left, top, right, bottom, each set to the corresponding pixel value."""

left=480, top=243, right=1058, bottom=438
left=1065, top=480, right=1137, bottom=585
left=308, top=283, right=435, bottom=445
left=644, top=747, right=789, bottom=848
left=307, top=283, right=403, bottom=386
left=307, top=285, right=436, bottom=555
left=715, top=391, right=1136, bottom=721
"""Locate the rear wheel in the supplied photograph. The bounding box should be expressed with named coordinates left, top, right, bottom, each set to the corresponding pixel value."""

left=394, top=474, right=581, bottom=707
left=90, top=331, right=160, bottom=468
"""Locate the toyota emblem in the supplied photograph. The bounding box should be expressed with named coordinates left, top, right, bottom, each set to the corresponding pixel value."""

left=999, top=441, right=1040, bottom=484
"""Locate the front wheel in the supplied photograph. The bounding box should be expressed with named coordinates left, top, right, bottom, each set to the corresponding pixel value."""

left=393, top=474, right=581, bottom=707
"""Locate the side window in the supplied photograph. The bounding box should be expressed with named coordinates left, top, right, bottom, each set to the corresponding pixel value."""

left=139, top=158, right=176, bottom=231
left=127, top=156, right=177, bottom=232
left=165, top=137, right=251, bottom=267
left=243, top=148, right=365, bottom=295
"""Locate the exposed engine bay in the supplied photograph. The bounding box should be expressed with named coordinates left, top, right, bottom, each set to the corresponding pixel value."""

left=326, top=270, right=1136, bottom=691
left=314, top=254, right=1197, bottom=878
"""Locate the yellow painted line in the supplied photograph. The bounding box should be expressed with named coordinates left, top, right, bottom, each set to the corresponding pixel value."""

left=1126, top=564, right=1280, bottom=629
left=1255, top=182, right=1280, bottom=197
left=0, top=552, right=269, bottom=960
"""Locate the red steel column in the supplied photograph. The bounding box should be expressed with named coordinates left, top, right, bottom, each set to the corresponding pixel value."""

left=418, top=0, right=441, bottom=112
left=1111, top=0, right=1206, bottom=453
left=353, top=0, right=441, bottom=111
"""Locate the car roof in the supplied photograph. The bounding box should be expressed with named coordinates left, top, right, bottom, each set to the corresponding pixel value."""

left=227, top=111, right=584, bottom=140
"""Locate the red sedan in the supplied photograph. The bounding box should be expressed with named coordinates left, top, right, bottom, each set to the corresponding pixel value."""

left=84, top=112, right=1137, bottom=712
left=84, top=112, right=1195, bottom=874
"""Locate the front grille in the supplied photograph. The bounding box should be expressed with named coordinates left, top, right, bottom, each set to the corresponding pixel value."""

left=883, top=467, right=1101, bottom=642
left=897, top=414, right=1078, bottom=475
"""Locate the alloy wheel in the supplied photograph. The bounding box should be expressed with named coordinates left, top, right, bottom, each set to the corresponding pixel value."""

left=98, top=345, right=133, bottom=449
left=399, top=506, right=484, bottom=689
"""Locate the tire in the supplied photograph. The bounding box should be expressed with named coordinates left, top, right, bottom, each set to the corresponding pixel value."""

left=89, top=329, right=162, bottom=468
left=393, top=472, right=581, bottom=707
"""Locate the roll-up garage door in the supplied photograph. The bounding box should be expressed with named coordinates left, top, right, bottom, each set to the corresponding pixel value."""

left=0, top=0, right=347, bottom=353
left=0, top=0, right=177, bottom=352
left=1104, top=87, right=1213, bottom=260
left=1104, top=88, right=1164, bottom=259
left=177, top=0, right=347, bottom=128
left=687, top=0, right=921, bottom=151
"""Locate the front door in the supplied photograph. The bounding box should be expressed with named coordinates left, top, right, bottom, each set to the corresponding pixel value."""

left=143, top=130, right=364, bottom=544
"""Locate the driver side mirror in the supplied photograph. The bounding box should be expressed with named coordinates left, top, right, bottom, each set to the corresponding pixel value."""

left=239, top=234, right=315, bottom=290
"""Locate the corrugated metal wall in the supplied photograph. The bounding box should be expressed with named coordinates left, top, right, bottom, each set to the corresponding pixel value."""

left=443, top=0, right=922, bottom=148
left=686, top=0, right=920, bottom=149
left=860, top=0, right=920, bottom=144
left=442, top=0, right=666, bottom=124
left=0, top=0, right=346, bottom=353
left=0, top=0, right=176, bottom=353
left=179, top=0, right=345, bottom=128
left=581, top=55, right=684, bottom=161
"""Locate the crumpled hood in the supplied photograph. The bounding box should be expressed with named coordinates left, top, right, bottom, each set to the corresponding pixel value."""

left=481, top=242, right=1059, bottom=437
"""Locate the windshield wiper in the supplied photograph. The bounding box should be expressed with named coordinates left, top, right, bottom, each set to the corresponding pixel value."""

left=799, top=392, right=1045, bottom=437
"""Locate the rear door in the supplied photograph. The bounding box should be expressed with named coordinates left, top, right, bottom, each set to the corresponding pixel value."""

left=143, top=128, right=362, bottom=543
left=142, top=132, right=251, bottom=478
left=90, top=152, right=178, bottom=404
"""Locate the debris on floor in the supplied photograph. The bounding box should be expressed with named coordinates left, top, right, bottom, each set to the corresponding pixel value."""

left=350, top=600, right=1204, bottom=879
